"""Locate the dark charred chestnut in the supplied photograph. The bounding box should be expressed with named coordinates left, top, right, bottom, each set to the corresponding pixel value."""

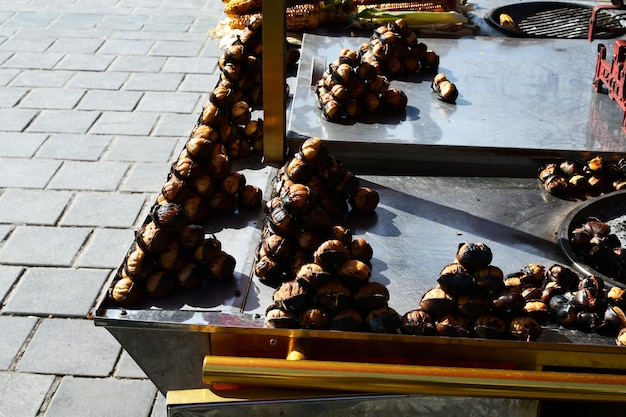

left=314, top=240, right=349, bottom=272
left=329, top=225, right=353, bottom=247
left=455, top=242, right=493, bottom=273
left=145, top=271, right=176, bottom=298
left=109, top=277, right=144, bottom=306
left=577, top=311, right=601, bottom=332
left=329, top=308, right=364, bottom=331
left=457, top=289, right=489, bottom=317
left=545, top=264, right=580, bottom=292
left=437, top=263, right=474, bottom=296
left=265, top=307, right=298, bottom=329
left=491, top=289, right=526, bottom=315
left=400, top=309, right=435, bottom=335
left=273, top=280, right=310, bottom=312
left=348, top=187, right=379, bottom=214
left=602, top=306, right=626, bottom=335
left=419, top=287, right=456, bottom=319
left=194, top=236, right=222, bottom=263
left=608, top=287, right=626, bottom=308
left=260, top=234, right=293, bottom=261
left=559, top=160, right=584, bottom=177
left=543, top=174, right=568, bottom=195
left=570, top=227, right=592, bottom=249
left=436, top=314, right=471, bottom=338
left=473, top=314, right=507, bottom=339
left=538, top=163, right=558, bottom=183
left=178, top=224, right=205, bottom=250
left=523, top=300, right=549, bottom=323
left=509, top=316, right=542, bottom=341
left=136, top=221, right=171, bottom=253
left=350, top=238, right=373, bottom=263
left=152, top=203, right=188, bottom=232
left=473, top=265, right=505, bottom=294
left=300, top=137, right=329, bottom=165
left=337, top=259, right=371, bottom=290
left=540, top=281, right=564, bottom=303
left=366, top=306, right=401, bottom=333
left=572, top=287, right=607, bottom=313
left=521, top=287, right=543, bottom=301
left=207, top=251, right=236, bottom=282
left=548, top=294, right=578, bottom=327
left=280, top=183, right=314, bottom=213
left=299, top=307, right=330, bottom=330
left=578, top=275, right=605, bottom=293
left=519, top=264, right=546, bottom=287
left=315, top=281, right=352, bottom=313
left=353, top=281, right=389, bottom=312
left=255, top=256, right=286, bottom=287
left=267, top=205, right=296, bottom=237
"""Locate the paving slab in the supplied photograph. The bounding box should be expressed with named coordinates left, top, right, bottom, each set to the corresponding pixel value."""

left=0, top=189, right=72, bottom=225
left=19, top=87, right=85, bottom=110
left=28, top=109, right=100, bottom=134
left=0, top=36, right=54, bottom=52
left=0, top=315, right=38, bottom=370
left=0, top=371, right=55, bottom=417
left=108, top=55, right=165, bottom=73
left=0, top=225, right=90, bottom=267
left=77, top=89, right=143, bottom=112
left=3, top=267, right=110, bottom=317
left=47, top=160, right=129, bottom=191
left=152, top=112, right=198, bottom=137
left=18, top=318, right=121, bottom=376
left=0, top=265, right=23, bottom=303
left=55, top=53, right=114, bottom=71
left=114, top=350, right=148, bottom=379
left=123, top=72, right=183, bottom=92
left=90, top=111, right=159, bottom=135
left=0, top=68, right=20, bottom=86
left=104, top=135, right=178, bottom=162
left=150, top=40, right=203, bottom=57
left=45, top=376, right=157, bottom=417
left=1, top=86, right=28, bottom=107
left=9, top=69, right=75, bottom=88
left=66, top=71, right=128, bottom=90
left=35, top=133, right=111, bottom=161
left=163, top=56, right=217, bottom=74
left=178, top=73, right=219, bottom=93
left=0, top=132, right=47, bottom=157
left=151, top=393, right=167, bottom=417
left=47, top=37, right=104, bottom=53
left=4, top=52, right=63, bottom=69
left=0, top=108, right=38, bottom=132
left=75, top=227, right=134, bottom=268
left=60, top=191, right=145, bottom=227
left=0, top=158, right=61, bottom=188
left=136, top=91, right=200, bottom=113
left=98, top=38, right=154, bottom=55
left=119, top=162, right=171, bottom=193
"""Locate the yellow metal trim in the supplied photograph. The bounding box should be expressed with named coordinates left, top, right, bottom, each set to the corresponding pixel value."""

left=202, top=355, right=626, bottom=402
left=262, top=0, right=286, bottom=163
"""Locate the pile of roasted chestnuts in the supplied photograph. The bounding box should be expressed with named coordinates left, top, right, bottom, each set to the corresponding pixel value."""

left=315, top=19, right=442, bottom=123
left=570, top=217, right=626, bottom=283
left=538, top=155, right=626, bottom=197
left=259, top=137, right=398, bottom=332
left=402, top=242, right=626, bottom=346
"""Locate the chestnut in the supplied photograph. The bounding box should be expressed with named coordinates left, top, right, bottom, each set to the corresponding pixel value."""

left=457, top=289, right=489, bottom=317
left=548, top=294, right=578, bottom=327
left=353, top=281, right=389, bottom=312
left=178, top=224, right=205, bottom=250
left=366, top=306, right=401, bottom=333
left=255, top=256, right=286, bottom=286
left=337, top=259, right=371, bottom=291
left=315, top=281, right=352, bottom=313
left=329, top=308, right=364, bottom=331
left=543, top=174, right=568, bottom=195
left=348, top=187, right=379, bottom=214
left=521, top=287, right=543, bottom=301
left=280, top=183, right=314, bottom=213
left=176, top=262, right=205, bottom=289
left=273, top=280, right=310, bottom=312
left=296, top=206, right=331, bottom=233
left=152, top=203, right=188, bottom=232
left=265, top=307, right=298, bottom=329
left=602, top=306, right=626, bottom=335
left=473, top=265, right=505, bottom=294
left=295, top=231, right=323, bottom=252
left=540, top=281, right=564, bottom=304
left=314, top=240, right=349, bottom=272
left=400, top=309, right=435, bottom=335
left=329, top=225, right=353, bottom=247
left=607, top=287, right=626, bottom=308
left=419, top=287, right=456, bottom=320
left=473, top=314, right=507, bottom=339
left=491, top=289, right=526, bottom=315
left=300, top=137, right=329, bottom=165
left=455, top=242, right=492, bottom=273
left=577, top=311, right=601, bottom=333
left=260, top=234, right=293, bottom=261
left=437, top=263, right=474, bottom=296
left=519, top=264, right=546, bottom=287
left=617, top=327, right=626, bottom=347
left=295, top=263, right=331, bottom=290
left=145, top=271, right=176, bottom=298
left=523, top=300, right=549, bottom=324
left=545, top=264, right=580, bottom=292
left=238, top=184, right=263, bottom=209
left=194, top=236, right=222, bottom=264
left=299, top=307, right=330, bottom=330
left=207, top=251, right=236, bottom=282
left=509, top=316, right=542, bottom=341
left=350, top=238, right=373, bottom=263
left=109, top=277, right=144, bottom=306
left=436, top=314, right=471, bottom=338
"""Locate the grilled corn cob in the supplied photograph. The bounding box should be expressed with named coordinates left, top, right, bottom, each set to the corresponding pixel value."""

left=358, top=2, right=450, bottom=12
left=224, top=0, right=262, bottom=16
left=228, top=3, right=321, bottom=30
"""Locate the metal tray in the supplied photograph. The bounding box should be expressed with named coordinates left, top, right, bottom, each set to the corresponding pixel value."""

left=485, top=1, right=626, bottom=39
left=558, top=190, right=626, bottom=288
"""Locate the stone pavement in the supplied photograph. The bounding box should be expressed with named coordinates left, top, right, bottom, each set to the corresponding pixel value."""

left=0, top=0, right=225, bottom=415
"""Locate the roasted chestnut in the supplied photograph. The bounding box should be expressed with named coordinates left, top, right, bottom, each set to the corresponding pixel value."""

left=607, top=287, right=626, bottom=308
left=491, top=289, right=526, bottom=316
left=473, top=265, right=505, bottom=294
left=473, top=314, right=507, bottom=339
left=366, top=306, right=401, bottom=333
left=455, top=242, right=492, bottom=273
left=519, top=264, right=546, bottom=287
left=400, top=309, right=435, bottom=335
left=273, top=280, right=309, bottom=312
left=207, top=251, right=236, bottom=282
left=353, top=281, right=389, bottom=312
left=602, top=305, right=626, bottom=335
left=577, top=311, right=602, bottom=333
left=260, top=234, right=293, bottom=261
left=295, top=263, right=331, bottom=290
left=545, top=264, right=580, bottom=292
left=176, top=262, right=205, bottom=289
left=337, top=259, right=371, bottom=290
left=315, top=281, right=352, bottom=313
left=299, top=307, right=330, bottom=330
left=280, top=183, right=314, bottom=213
left=329, top=308, right=363, bottom=331
left=509, top=316, right=542, bottom=341
left=437, top=263, right=474, bottom=296
left=348, top=187, right=379, bottom=214
left=457, top=289, right=489, bottom=317
left=145, top=271, right=176, bottom=298
left=314, top=240, right=349, bottom=271
left=436, top=314, right=471, bottom=338
left=152, top=203, right=188, bottom=232
left=255, top=255, right=286, bottom=286
left=238, top=184, right=263, bottom=209
left=419, top=287, right=456, bottom=319
left=194, top=236, right=222, bottom=263
left=617, top=327, right=626, bottom=347
left=548, top=294, right=578, bottom=327
left=300, top=137, right=329, bottom=165
left=109, top=277, right=144, bottom=306
left=523, top=300, right=549, bottom=323
left=350, top=237, right=373, bottom=263
left=265, top=306, right=298, bottom=329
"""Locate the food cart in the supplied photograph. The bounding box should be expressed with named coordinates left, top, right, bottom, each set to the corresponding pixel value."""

left=94, top=0, right=626, bottom=415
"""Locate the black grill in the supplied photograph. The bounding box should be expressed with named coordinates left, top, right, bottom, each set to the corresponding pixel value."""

left=486, top=1, right=626, bottom=39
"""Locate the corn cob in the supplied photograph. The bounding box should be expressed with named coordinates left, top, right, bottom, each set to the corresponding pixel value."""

left=228, top=3, right=321, bottom=30
left=224, top=0, right=262, bottom=16
left=357, top=2, right=452, bottom=12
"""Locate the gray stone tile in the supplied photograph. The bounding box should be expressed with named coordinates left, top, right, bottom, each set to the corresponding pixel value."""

left=75, top=227, right=134, bottom=268
left=150, top=40, right=203, bottom=57
left=163, top=56, right=217, bottom=74
left=28, top=110, right=100, bottom=134
left=142, top=22, right=192, bottom=32
left=45, top=376, right=157, bottom=417
left=0, top=132, right=47, bottom=157
left=0, top=108, right=38, bottom=131
left=114, top=350, right=147, bottom=379
left=0, top=50, right=12, bottom=65
left=4, top=267, right=109, bottom=317
left=55, top=53, right=114, bottom=71
left=10, top=69, right=75, bottom=88
left=152, top=112, right=197, bottom=137
left=99, top=14, right=148, bottom=31
left=178, top=73, right=219, bottom=93
left=98, top=38, right=154, bottom=55
left=36, top=133, right=111, bottom=161
left=0, top=371, right=55, bottom=417
left=0, top=68, right=20, bottom=86
left=19, top=87, right=85, bottom=110
left=3, top=52, right=63, bottom=69
left=77, top=89, right=142, bottom=111
left=123, top=72, right=183, bottom=92
left=151, top=392, right=167, bottom=417
left=48, top=160, right=129, bottom=191
left=0, top=316, right=37, bottom=370
left=0, top=86, right=28, bottom=107
left=0, top=36, right=54, bottom=52
left=48, top=37, right=104, bottom=53
left=0, top=225, right=11, bottom=242
left=60, top=191, right=145, bottom=227
left=48, top=13, right=103, bottom=30
left=4, top=12, right=57, bottom=29
left=0, top=158, right=61, bottom=188
left=90, top=111, right=159, bottom=136
left=0, top=189, right=72, bottom=225
left=120, top=162, right=170, bottom=193
left=108, top=55, right=165, bottom=72
left=0, top=265, right=23, bottom=305
left=105, top=136, right=178, bottom=162
left=136, top=91, right=200, bottom=113
left=18, top=318, right=121, bottom=376
left=0, top=226, right=90, bottom=267
left=66, top=71, right=128, bottom=90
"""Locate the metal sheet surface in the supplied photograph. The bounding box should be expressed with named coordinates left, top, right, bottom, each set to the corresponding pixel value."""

left=288, top=33, right=626, bottom=171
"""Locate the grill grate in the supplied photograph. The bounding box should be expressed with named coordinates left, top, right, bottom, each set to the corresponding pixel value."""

left=486, top=2, right=626, bottom=39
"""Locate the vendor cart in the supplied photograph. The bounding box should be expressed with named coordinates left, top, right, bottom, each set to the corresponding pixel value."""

left=94, top=0, right=626, bottom=415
